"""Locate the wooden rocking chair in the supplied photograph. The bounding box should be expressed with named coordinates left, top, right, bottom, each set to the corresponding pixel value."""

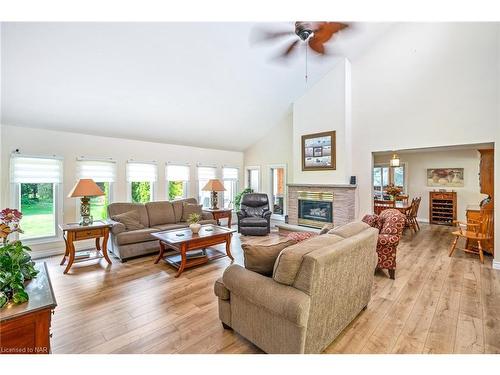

left=448, top=208, right=493, bottom=263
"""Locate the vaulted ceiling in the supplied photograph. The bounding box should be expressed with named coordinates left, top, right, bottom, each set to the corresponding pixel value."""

left=1, top=22, right=391, bottom=151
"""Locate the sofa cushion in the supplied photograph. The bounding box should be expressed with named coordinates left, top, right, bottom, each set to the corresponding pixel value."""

left=145, top=201, right=176, bottom=226
left=111, top=210, right=145, bottom=231
left=239, top=216, right=268, bottom=227
left=152, top=223, right=188, bottom=232
left=171, top=198, right=198, bottom=222
left=199, top=219, right=217, bottom=225
left=242, top=239, right=297, bottom=276
left=115, top=228, right=159, bottom=245
left=181, top=203, right=203, bottom=222
left=327, top=221, right=371, bottom=238
left=108, top=202, right=149, bottom=227
left=273, top=234, right=344, bottom=285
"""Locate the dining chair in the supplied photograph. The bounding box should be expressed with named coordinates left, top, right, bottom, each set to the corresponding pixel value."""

left=406, top=197, right=421, bottom=232
left=395, top=194, right=409, bottom=204
left=449, top=208, right=493, bottom=263
left=374, top=199, right=395, bottom=215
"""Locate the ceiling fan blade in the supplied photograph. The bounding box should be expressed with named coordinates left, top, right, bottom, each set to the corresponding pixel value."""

left=250, top=28, right=294, bottom=45
left=308, top=38, right=325, bottom=55
left=312, top=22, right=349, bottom=43
left=282, top=39, right=300, bottom=57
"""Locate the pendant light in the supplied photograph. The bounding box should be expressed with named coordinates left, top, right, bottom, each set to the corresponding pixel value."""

left=390, top=153, right=400, bottom=167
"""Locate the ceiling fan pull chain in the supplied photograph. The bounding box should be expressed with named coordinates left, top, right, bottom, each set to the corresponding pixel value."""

left=305, top=44, right=308, bottom=83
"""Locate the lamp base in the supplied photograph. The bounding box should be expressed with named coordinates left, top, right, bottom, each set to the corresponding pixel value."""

left=80, top=196, right=93, bottom=226
left=210, top=191, right=219, bottom=210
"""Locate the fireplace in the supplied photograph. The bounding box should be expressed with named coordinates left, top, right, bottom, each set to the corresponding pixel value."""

left=297, top=191, right=333, bottom=228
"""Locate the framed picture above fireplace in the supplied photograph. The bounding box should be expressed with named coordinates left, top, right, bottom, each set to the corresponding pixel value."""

left=301, top=131, right=336, bottom=171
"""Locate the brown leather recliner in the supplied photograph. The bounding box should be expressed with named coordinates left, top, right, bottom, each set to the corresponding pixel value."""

left=237, top=193, right=272, bottom=236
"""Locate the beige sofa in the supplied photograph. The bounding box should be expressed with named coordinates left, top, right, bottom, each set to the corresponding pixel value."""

left=107, top=198, right=216, bottom=261
left=214, top=221, right=378, bottom=354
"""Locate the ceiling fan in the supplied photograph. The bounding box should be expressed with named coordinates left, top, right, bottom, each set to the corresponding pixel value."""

left=255, top=21, right=349, bottom=58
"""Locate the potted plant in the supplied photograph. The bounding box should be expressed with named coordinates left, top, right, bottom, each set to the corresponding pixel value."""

left=0, top=208, right=38, bottom=308
left=234, top=188, right=253, bottom=212
left=187, top=213, right=202, bottom=234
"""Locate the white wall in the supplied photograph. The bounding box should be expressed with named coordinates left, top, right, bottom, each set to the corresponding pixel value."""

left=349, top=23, right=500, bottom=263
left=1, top=125, right=243, bottom=256
left=292, top=58, right=351, bottom=184
left=374, top=148, right=486, bottom=222
left=243, top=111, right=293, bottom=207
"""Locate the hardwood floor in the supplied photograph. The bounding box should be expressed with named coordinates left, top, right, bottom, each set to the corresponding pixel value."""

left=42, top=223, right=500, bottom=354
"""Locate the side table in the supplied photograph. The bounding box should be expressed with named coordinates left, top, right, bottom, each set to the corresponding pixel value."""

left=203, top=208, right=233, bottom=228
left=58, top=221, right=112, bottom=274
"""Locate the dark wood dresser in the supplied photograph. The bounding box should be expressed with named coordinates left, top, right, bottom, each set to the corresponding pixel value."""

left=0, top=262, right=57, bottom=354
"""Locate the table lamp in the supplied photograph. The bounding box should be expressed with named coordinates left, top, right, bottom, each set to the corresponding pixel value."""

left=68, top=179, right=104, bottom=226
left=202, top=179, right=226, bottom=210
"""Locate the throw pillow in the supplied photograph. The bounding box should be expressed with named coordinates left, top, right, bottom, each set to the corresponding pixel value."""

left=242, top=239, right=297, bottom=276
left=319, top=224, right=334, bottom=235
left=111, top=210, right=144, bottom=231
left=287, top=231, right=317, bottom=242
left=181, top=203, right=203, bottom=222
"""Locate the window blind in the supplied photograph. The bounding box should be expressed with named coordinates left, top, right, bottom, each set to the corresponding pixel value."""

left=126, top=162, right=158, bottom=182
left=77, top=160, right=117, bottom=183
left=10, top=155, right=63, bottom=183
left=223, top=167, right=239, bottom=181
left=166, top=165, right=190, bottom=182
left=197, top=166, right=216, bottom=180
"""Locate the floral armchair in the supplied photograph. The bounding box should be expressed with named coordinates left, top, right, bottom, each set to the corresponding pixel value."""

left=362, top=209, right=406, bottom=279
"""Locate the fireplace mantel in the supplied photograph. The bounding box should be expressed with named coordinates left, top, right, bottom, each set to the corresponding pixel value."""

left=287, top=183, right=356, bottom=228
left=287, top=183, right=356, bottom=189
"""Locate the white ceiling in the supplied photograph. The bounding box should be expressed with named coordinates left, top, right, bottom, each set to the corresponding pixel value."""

left=1, top=22, right=392, bottom=151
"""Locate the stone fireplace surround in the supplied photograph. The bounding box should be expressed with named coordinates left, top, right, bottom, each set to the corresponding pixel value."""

left=287, top=183, right=356, bottom=228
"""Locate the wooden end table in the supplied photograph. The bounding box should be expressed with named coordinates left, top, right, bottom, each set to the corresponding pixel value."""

left=58, top=221, right=112, bottom=274
left=203, top=208, right=233, bottom=227
left=152, top=224, right=234, bottom=277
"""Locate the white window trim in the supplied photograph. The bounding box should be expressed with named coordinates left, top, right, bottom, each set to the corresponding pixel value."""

left=373, top=162, right=408, bottom=195
left=222, top=166, right=240, bottom=211
left=166, top=163, right=191, bottom=200
left=268, top=164, right=287, bottom=220
left=197, top=165, right=218, bottom=206
left=245, top=165, right=261, bottom=192
left=11, top=182, right=63, bottom=244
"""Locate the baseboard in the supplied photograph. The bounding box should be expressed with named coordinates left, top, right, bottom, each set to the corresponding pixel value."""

left=31, top=247, right=66, bottom=260
left=493, top=260, right=500, bottom=271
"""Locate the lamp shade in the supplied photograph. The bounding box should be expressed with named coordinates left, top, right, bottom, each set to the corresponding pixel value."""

left=68, top=179, right=105, bottom=198
left=202, top=179, right=226, bottom=192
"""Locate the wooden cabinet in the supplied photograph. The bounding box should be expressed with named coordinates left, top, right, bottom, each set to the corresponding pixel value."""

left=429, top=191, right=457, bottom=226
left=0, top=263, right=57, bottom=354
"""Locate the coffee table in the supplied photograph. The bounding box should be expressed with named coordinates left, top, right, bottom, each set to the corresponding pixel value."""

left=152, top=224, right=235, bottom=277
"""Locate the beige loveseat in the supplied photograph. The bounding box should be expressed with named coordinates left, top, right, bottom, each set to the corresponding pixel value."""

left=107, top=198, right=216, bottom=261
left=214, top=221, right=378, bottom=354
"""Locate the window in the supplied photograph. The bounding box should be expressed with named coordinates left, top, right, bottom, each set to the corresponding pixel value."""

left=246, top=167, right=260, bottom=192
left=222, top=167, right=239, bottom=209
left=373, top=164, right=406, bottom=198
left=270, top=166, right=286, bottom=216
left=76, top=159, right=116, bottom=220
left=197, top=166, right=217, bottom=208
left=10, top=155, right=63, bottom=241
left=166, top=164, right=190, bottom=200
left=127, top=162, right=158, bottom=203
